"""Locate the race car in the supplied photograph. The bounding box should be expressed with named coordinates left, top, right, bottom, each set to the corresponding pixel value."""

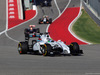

left=40, top=0, right=51, bottom=7
left=39, top=15, right=52, bottom=24
left=24, top=25, right=40, bottom=40
left=18, top=32, right=83, bottom=56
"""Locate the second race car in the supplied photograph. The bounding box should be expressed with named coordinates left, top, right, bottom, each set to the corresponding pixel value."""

left=39, top=15, right=52, bottom=24
left=24, top=25, right=40, bottom=40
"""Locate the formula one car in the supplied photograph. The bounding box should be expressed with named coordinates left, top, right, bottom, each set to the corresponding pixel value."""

left=24, top=25, right=40, bottom=40
left=40, top=0, right=51, bottom=7
left=39, top=15, right=52, bottom=24
left=18, top=32, right=83, bottom=56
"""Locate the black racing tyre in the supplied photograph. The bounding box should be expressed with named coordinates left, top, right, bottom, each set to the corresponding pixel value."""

left=39, top=19, right=42, bottom=24
left=49, top=18, right=52, bottom=24
left=24, top=29, right=27, bottom=34
left=42, top=44, right=52, bottom=56
left=18, top=42, right=28, bottom=54
left=24, top=29, right=29, bottom=40
left=69, top=42, right=80, bottom=55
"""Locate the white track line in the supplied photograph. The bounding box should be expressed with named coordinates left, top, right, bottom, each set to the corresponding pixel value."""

left=54, top=0, right=61, bottom=15
left=5, top=0, right=38, bottom=43
left=6, top=0, right=8, bottom=31
left=47, top=0, right=91, bottom=44
left=7, top=9, right=38, bottom=31
left=68, top=0, right=91, bottom=44
left=0, top=0, right=8, bottom=35
left=0, top=30, right=6, bottom=35
left=46, top=0, right=71, bottom=32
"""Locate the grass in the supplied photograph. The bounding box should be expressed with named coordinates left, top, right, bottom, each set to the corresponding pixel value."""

left=72, top=9, right=100, bottom=44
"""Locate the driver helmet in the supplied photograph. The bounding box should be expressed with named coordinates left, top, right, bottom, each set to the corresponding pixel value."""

left=47, top=34, right=49, bottom=37
left=29, top=25, right=35, bottom=30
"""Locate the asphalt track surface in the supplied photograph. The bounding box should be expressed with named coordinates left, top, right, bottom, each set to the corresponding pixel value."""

left=0, top=0, right=6, bottom=32
left=0, top=0, right=100, bottom=75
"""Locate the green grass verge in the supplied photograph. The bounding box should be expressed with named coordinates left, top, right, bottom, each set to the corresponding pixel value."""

left=72, top=9, right=100, bottom=44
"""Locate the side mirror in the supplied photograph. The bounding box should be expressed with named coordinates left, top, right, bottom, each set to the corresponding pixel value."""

left=40, top=33, right=43, bottom=35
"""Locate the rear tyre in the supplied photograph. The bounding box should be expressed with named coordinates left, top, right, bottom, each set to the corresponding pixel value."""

left=42, top=44, right=52, bottom=56
left=69, top=42, right=80, bottom=55
left=18, top=42, right=28, bottom=54
left=25, top=34, right=29, bottom=41
left=39, top=19, right=42, bottom=24
left=49, top=18, right=52, bottom=24
left=24, top=29, right=28, bottom=34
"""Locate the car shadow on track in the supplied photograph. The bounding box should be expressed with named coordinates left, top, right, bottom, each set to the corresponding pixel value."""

left=19, top=52, right=84, bottom=57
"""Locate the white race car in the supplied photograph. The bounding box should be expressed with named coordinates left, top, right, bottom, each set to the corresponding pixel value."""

left=18, top=33, right=83, bottom=56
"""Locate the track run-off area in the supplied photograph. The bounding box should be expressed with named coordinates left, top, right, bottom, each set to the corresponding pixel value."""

left=48, top=7, right=88, bottom=45
left=7, top=0, right=88, bottom=45
left=8, top=0, right=36, bottom=29
left=0, top=0, right=100, bottom=75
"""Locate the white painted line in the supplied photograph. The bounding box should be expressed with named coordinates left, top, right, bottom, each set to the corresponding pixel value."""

left=9, top=16, right=15, bottom=18
left=9, top=0, right=14, bottom=3
left=9, top=4, right=14, bottom=7
left=61, top=0, right=71, bottom=15
left=68, top=0, right=91, bottom=44
left=5, top=31, right=19, bottom=43
left=9, top=8, right=14, bottom=11
left=0, top=0, right=8, bottom=35
left=8, top=8, right=38, bottom=31
left=9, top=12, right=15, bottom=14
left=0, top=30, right=6, bottom=35
left=46, top=0, right=71, bottom=32
left=46, top=0, right=91, bottom=44
left=5, top=0, right=38, bottom=43
left=2, top=0, right=17, bottom=43
left=54, top=0, right=61, bottom=15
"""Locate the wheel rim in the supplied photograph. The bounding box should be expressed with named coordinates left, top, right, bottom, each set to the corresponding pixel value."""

left=18, top=43, right=22, bottom=54
left=42, top=44, right=47, bottom=56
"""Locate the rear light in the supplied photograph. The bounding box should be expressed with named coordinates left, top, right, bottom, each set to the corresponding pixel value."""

left=33, top=35, right=35, bottom=37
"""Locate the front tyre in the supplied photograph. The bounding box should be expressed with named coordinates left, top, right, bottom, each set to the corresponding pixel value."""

left=49, top=18, right=52, bottom=24
left=69, top=42, right=80, bottom=55
left=18, top=42, right=28, bottom=54
left=42, top=44, right=52, bottom=56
